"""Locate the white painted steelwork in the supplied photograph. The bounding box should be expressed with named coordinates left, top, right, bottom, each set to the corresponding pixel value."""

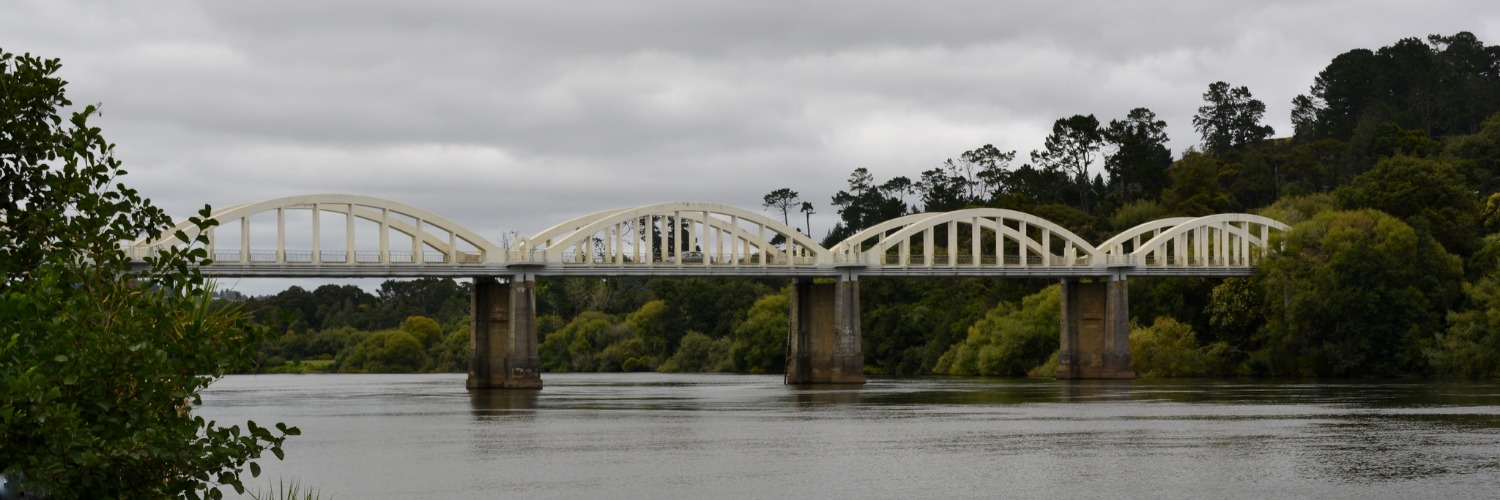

left=126, top=194, right=1287, bottom=278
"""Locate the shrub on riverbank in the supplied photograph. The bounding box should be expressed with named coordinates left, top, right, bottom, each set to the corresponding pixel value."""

left=933, top=286, right=1060, bottom=377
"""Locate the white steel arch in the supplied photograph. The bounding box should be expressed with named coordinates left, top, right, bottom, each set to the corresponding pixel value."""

left=1097, top=217, right=1195, bottom=263
left=836, top=208, right=1102, bottom=268
left=520, top=202, right=831, bottom=267
left=131, top=193, right=503, bottom=265
left=1131, top=213, right=1288, bottom=268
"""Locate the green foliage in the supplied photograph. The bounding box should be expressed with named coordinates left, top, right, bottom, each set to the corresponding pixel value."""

left=538, top=311, right=624, bottom=372
left=1295, top=32, right=1500, bottom=142
left=1445, top=112, right=1500, bottom=195
left=658, top=331, right=730, bottom=373
left=1130, top=317, right=1231, bottom=377
left=0, top=48, right=293, bottom=498
left=626, top=299, right=671, bottom=361
left=1334, top=155, right=1480, bottom=255
left=401, top=315, right=444, bottom=348
left=933, top=285, right=1060, bottom=376
left=1193, top=81, right=1274, bottom=155
left=1108, top=200, right=1168, bottom=231
left=1102, top=108, right=1173, bottom=204
left=1030, top=114, right=1104, bottom=211
left=242, top=280, right=468, bottom=333
left=724, top=291, right=789, bottom=374
left=1204, top=277, right=1263, bottom=352
left=1256, top=209, right=1463, bottom=376
left=1256, top=193, right=1334, bottom=225
left=428, top=328, right=470, bottom=373
left=1162, top=151, right=1230, bottom=216
left=337, top=331, right=429, bottom=373
left=1029, top=204, right=1099, bottom=242
left=825, top=167, right=912, bottom=245
left=249, top=478, right=324, bottom=500
left=1428, top=274, right=1500, bottom=378
left=762, top=188, right=802, bottom=226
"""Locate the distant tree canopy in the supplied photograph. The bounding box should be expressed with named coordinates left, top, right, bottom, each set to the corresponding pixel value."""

left=1294, top=32, right=1500, bottom=141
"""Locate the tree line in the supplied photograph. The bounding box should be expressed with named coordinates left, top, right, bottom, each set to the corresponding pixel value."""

left=239, top=31, right=1500, bottom=379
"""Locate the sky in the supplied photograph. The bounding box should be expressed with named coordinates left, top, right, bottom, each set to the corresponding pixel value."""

left=7, top=0, right=1500, bottom=294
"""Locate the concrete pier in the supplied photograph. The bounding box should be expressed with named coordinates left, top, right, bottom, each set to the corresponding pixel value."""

left=785, top=276, right=866, bottom=384
left=467, top=276, right=543, bottom=389
left=1057, top=276, right=1135, bottom=379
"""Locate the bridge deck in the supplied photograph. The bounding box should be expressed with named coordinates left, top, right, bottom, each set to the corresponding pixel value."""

left=163, top=262, right=1255, bottom=279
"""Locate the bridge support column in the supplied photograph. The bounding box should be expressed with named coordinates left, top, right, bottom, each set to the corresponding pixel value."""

left=1057, top=275, right=1135, bottom=379
left=786, top=275, right=865, bottom=384
left=467, top=276, right=542, bottom=390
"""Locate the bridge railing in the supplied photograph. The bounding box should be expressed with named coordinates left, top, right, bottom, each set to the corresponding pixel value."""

left=840, top=252, right=1108, bottom=267
left=1137, top=255, right=1262, bottom=267
left=512, top=249, right=821, bottom=266
left=135, top=247, right=491, bottom=266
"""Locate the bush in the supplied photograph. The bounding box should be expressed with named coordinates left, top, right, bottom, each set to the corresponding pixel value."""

left=1130, top=317, right=1228, bottom=377
left=401, top=315, right=444, bottom=348
left=1, top=48, right=293, bottom=498
left=337, top=331, right=430, bottom=373
left=933, top=285, right=1060, bottom=376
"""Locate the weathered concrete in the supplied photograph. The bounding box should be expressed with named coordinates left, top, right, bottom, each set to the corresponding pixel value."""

left=785, top=276, right=866, bottom=384
left=467, top=277, right=542, bottom=389
left=1057, top=276, right=1135, bottom=379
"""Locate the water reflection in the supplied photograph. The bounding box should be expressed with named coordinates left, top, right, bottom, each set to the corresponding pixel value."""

left=197, top=374, right=1500, bottom=500
left=787, top=384, right=864, bottom=406
left=1056, top=379, right=1137, bottom=403
left=469, top=389, right=540, bottom=416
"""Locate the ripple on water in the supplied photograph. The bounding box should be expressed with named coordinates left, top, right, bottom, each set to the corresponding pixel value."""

left=199, top=374, right=1500, bottom=499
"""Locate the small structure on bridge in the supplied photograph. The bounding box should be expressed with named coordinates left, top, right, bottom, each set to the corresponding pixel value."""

left=129, top=194, right=1289, bottom=388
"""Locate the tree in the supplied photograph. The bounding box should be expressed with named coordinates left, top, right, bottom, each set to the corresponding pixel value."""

left=725, top=291, right=789, bottom=374
left=1429, top=273, right=1500, bottom=378
left=933, top=285, right=1060, bottom=376
left=825, top=168, right=908, bottom=245
left=919, top=144, right=1016, bottom=211
left=1031, top=115, right=1104, bottom=211
left=337, top=330, right=430, bottom=373
left=1, top=49, right=292, bottom=498
left=1130, top=317, right=1231, bottom=377
left=1334, top=155, right=1479, bottom=255
left=1256, top=209, right=1462, bottom=376
left=400, top=315, right=444, bottom=348
left=1293, top=33, right=1500, bottom=143
left=798, top=201, right=815, bottom=236
left=761, top=188, right=801, bottom=226
left=1193, top=81, right=1275, bottom=155
left=1102, top=108, right=1172, bottom=203
left=1161, top=151, right=1230, bottom=216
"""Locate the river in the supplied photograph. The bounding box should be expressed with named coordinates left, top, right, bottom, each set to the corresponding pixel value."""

left=197, top=373, right=1500, bottom=499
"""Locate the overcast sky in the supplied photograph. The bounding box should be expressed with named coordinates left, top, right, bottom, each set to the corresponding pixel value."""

left=7, top=0, right=1500, bottom=294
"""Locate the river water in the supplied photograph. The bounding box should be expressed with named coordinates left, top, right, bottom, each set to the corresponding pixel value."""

left=197, top=373, right=1500, bottom=499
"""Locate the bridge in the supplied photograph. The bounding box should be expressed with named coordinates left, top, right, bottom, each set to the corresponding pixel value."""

left=129, top=194, right=1288, bottom=388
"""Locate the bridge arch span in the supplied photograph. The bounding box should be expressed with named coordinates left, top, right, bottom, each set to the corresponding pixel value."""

left=1097, top=217, right=1196, bottom=261
left=1131, top=213, right=1288, bottom=268
left=837, top=208, right=1102, bottom=267
left=521, top=201, right=830, bottom=267
left=132, top=193, right=503, bottom=265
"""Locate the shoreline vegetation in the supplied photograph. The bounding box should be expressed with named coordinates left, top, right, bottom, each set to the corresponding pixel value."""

left=234, top=32, right=1500, bottom=380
